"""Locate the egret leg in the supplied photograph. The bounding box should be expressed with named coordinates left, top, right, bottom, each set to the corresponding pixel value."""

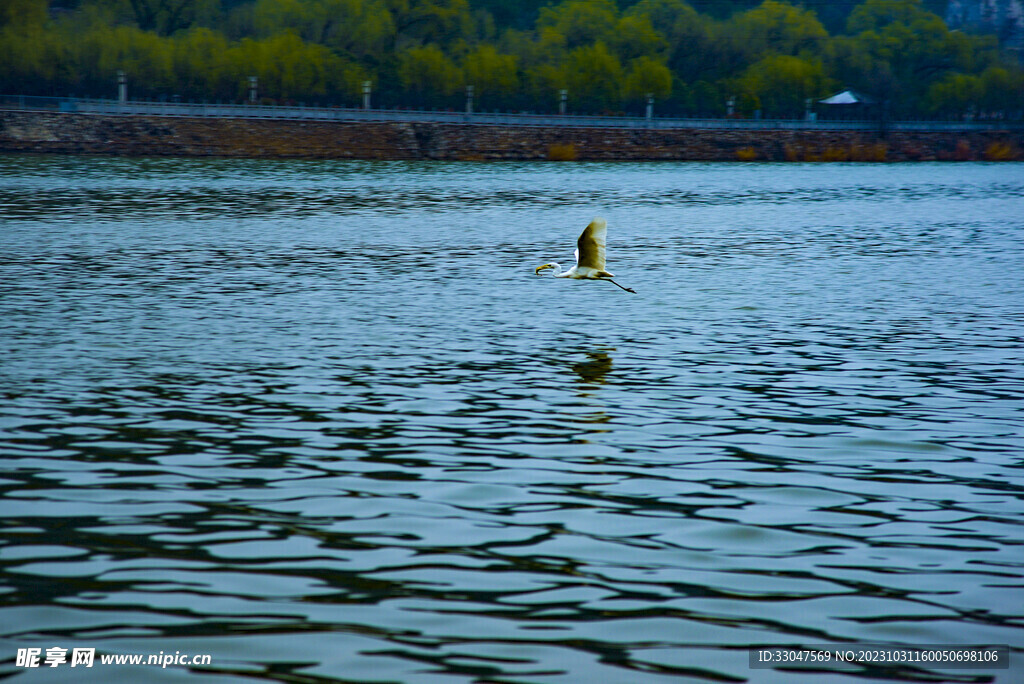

left=604, top=278, right=636, bottom=294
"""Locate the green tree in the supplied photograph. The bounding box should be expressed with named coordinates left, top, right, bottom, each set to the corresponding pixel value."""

left=75, top=25, right=175, bottom=96
left=172, top=26, right=233, bottom=98
left=386, top=0, right=473, bottom=48
left=847, top=0, right=931, bottom=33
left=626, top=0, right=717, bottom=83
left=0, top=0, right=62, bottom=93
left=623, top=55, right=672, bottom=103
left=736, top=91, right=761, bottom=116
left=1, top=0, right=1021, bottom=119
left=396, top=43, right=462, bottom=105
left=229, top=32, right=360, bottom=100
left=838, top=0, right=998, bottom=115
left=560, top=40, right=622, bottom=112
left=689, top=79, right=723, bottom=115
left=0, top=26, right=71, bottom=94
left=252, top=0, right=394, bottom=59
left=462, top=43, right=518, bottom=107
left=536, top=0, right=617, bottom=50
left=738, top=54, right=830, bottom=116
left=501, top=24, right=565, bottom=70
left=729, top=0, right=828, bottom=58
left=117, top=0, right=218, bottom=36
left=472, top=0, right=548, bottom=31
left=611, top=12, right=667, bottom=61
left=977, top=66, right=1024, bottom=116
left=694, top=1, right=828, bottom=89
left=1, top=0, right=46, bottom=28
left=924, top=72, right=980, bottom=116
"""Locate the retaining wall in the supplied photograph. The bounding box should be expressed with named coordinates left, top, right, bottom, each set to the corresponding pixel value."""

left=1, top=110, right=1021, bottom=161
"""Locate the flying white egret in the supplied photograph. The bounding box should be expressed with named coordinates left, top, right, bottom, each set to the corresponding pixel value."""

left=535, top=218, right=636, bottom=293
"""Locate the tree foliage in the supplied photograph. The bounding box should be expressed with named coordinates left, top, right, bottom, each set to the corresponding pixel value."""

left=739, top=54, right=831, bottom=116
left=1, top=0, right=47, bottom=28
left=397, top=42, right=460, bottom=105
left=0, top=0, right=1020, bottom=118
left=462, top=44, right=517, bottom=106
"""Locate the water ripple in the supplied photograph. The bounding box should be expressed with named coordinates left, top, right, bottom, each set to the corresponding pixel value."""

left=1, top=156, right=1022, bottom=682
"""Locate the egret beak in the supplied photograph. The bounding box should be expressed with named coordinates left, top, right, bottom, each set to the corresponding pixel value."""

left=535, top=264, right=551, bottom=275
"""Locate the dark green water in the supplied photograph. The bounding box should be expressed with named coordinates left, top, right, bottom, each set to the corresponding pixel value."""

left=1, top=156, right=1022, bottom=682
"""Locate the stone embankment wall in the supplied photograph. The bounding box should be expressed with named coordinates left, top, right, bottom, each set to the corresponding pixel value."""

left=1, top=110, right=1021, bottom=161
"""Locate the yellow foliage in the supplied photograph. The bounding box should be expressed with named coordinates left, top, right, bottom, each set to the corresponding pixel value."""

left=548, top=143, right=578, bottom=161
left=735, top=146, right=757, bottom=161
left=847, top=142, right=887, bottom=161
left=821, top=146, right=848, bottom=161
left=984, top=141, right=1016, bottom=161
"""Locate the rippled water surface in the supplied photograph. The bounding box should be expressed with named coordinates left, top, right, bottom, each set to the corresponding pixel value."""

left=1, top=155, right=1023, bottom=682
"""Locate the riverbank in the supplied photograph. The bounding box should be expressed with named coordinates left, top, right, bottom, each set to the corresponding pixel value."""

left=1, top=110, right=1021, bottom=161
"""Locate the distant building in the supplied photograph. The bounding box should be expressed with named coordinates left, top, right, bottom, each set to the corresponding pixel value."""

left=946, top=0, right=1024, bottom=52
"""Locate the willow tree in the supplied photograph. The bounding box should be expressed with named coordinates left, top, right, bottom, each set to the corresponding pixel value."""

left=251, top=0, right=394, bottom=60
left=559, top=40, right=623, bottom=112
left=738, top=54, right=832, bottom=117
left=462, top=44, right=518, bottom=109
left=396, top=43, right=462, bottom=106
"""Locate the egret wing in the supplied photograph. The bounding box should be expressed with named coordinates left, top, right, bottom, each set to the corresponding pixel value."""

left=576, top=218, right=607, bottom=271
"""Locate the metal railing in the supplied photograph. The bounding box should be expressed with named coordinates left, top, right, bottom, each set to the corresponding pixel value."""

left=2, top=94, right=1022, bottom=132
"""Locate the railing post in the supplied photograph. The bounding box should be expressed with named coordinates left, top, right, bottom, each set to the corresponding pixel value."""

left=363, top=80, right=372, bottom=110
left=559, top=89, right=568, bottom=116
left=117, top=70, right=127, bottom=106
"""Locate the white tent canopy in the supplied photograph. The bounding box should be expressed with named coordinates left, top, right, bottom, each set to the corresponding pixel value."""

left=819, top=90, right=872, bottom=105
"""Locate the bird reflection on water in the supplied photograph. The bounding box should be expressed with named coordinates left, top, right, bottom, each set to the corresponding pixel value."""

left=571, top=349, right=615, bottom=387
left=563, top=349, right=616, bottom=437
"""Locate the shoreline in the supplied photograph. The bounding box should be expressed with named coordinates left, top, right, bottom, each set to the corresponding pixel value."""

left=1, top=110, right=1021, bottom=162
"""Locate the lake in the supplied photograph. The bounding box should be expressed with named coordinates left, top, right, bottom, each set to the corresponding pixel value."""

left=1, top=155, right=1022, bottom=683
